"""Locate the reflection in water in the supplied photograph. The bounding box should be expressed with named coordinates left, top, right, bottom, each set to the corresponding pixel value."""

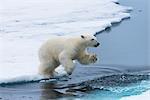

left=40, top=82, right=64, bottom=100
left=40, top=82, right=75, bottom=100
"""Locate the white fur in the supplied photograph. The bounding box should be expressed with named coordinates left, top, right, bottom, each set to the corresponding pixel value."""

left=38, top=34, right=99, bottom=78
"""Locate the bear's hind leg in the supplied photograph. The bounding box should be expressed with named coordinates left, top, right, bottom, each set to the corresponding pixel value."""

left=59, top=52, right=75, bottom=75
left=38, top=62, right=57, bottom=78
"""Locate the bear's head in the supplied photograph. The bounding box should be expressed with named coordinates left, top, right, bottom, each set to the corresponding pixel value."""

left=80, top=34, right=100, bottom=47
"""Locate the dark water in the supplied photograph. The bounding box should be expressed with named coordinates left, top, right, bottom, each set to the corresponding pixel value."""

left=94, top=0, right=150, bottom=68
left=0, top=0, right=150, bottom=100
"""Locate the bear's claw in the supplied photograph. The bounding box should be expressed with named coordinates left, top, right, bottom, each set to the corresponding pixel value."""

left=90, top=54, right=97, bottom=63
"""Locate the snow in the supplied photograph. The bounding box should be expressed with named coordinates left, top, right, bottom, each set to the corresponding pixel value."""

left=0, top=0, right=132, bottom=84
left=120, top=90, right=150, bottom=100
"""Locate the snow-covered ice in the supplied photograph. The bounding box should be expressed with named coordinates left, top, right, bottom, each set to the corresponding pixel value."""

left=120, top=90, right=150, bottom=100
left=0, top=0, right=132, bottom=84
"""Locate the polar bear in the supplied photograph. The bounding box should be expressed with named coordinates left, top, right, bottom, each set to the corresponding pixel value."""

left=38, top=34, right=100, bottom=78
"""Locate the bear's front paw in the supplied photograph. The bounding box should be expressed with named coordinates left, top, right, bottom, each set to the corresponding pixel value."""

left=89, top=54, right=97, bottom=63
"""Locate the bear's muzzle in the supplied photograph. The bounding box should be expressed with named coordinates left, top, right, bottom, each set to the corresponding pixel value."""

left=94, top=42, right=100, bottom=47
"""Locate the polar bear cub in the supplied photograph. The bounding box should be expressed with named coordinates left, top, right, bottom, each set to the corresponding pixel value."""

left=38, top=34, right=100, bottom=78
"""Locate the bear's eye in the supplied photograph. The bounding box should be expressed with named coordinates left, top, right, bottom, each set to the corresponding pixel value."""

left=91, top=39, right=94, bottom=41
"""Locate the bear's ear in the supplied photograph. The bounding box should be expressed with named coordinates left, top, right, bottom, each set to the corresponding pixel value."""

left=81, top=35, right=85, bottom=39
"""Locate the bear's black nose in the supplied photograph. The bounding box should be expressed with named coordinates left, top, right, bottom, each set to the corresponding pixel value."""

left=97, top=43, right=100, bottom=46
left=94, top=42, right=100, bottom=47
left=95, top=57, right=97, bottom=61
